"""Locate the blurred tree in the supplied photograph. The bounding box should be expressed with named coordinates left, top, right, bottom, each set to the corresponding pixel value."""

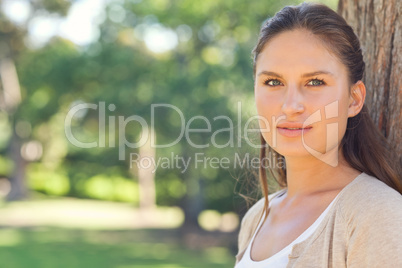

left=15, top=0, right=305, bottom=226
left=90, top=0, right=305, bottom=230
left=9, top=0, right=307, bottom=224
left=0, top=0, right=71, bottom=200
left=338, top=0, right=401, bottom=157
left=2, top=0, right=349, bottom=233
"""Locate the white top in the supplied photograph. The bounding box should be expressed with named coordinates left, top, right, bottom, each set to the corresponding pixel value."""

left=235, top=192, right=340, bottom=268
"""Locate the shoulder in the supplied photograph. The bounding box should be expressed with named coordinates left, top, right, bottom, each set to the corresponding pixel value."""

left=237, top=197, right=264, bottom=247
left=336, top=173, right=402, bottom=266
left=237, top=189, right=286, bottom=254
left=336, top=172, right=402, bottom=244
left=240, top=197, right=265, bottom=227
left=240, top=189, right=286, bottom=230
left=338, top=172, right=402, bottom=221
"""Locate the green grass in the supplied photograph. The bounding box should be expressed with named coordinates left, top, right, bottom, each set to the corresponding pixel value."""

left=0, top=228, right=235, bottom=268
left=0, top=197, right=237, bottom=267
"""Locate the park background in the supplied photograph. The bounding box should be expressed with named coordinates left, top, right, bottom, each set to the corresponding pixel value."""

left=0, top=0, right=400, bottom=267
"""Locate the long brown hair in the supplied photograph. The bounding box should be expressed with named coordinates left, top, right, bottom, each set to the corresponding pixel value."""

left=252, top=2, right=402, bottom=219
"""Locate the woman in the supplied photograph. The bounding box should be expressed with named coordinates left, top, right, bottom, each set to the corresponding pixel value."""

left=235, top=2, right=402, bottom=268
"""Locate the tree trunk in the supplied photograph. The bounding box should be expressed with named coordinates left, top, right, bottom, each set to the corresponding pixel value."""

left=180, top=151, right=204, bottom=233
left=0, top=56, right=25, bottom=201
left=182, top=174, right=204, bottom=231
left=137, top=127, right=156, bottom=210
left=6, top=124, right=28, bottom=201
left=338, top=0, right=401, bottom=156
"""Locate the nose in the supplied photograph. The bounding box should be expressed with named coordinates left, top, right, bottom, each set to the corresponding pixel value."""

left=281, top=84, right=305, bottom=116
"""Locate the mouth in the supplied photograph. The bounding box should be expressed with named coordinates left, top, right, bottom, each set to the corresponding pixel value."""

left=278, top=127, right=308, bottom=130
left=276, top=123, right=312, bottom=137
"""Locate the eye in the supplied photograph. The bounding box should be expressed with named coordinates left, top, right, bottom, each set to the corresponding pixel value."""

left=263, top=78, right=283, bottom=86
left=307, top=78, right=325, bottom=86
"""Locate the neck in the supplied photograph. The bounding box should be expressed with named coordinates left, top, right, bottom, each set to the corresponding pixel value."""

left=284, top=149, right=361, bottom=198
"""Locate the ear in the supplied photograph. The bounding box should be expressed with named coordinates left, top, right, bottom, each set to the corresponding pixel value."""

left=348, top=80, right=366, bottom=117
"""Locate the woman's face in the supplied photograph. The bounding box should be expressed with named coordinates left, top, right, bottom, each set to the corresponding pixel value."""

left=254, top=29, right=354, bottom=163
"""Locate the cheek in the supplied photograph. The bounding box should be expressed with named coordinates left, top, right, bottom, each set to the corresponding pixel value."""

left=337, top=98, right=351, bottom=136
left=255, top=88, right=282, bottom=145
left=255, top=87, right=280, bottom=114
left=316, top=93, right=351, bottom=150
left=255, top=94, right=270, bottom=130
left=255, top=90, right=279, bottom=129
left=333, top=88, right=351, bottom=123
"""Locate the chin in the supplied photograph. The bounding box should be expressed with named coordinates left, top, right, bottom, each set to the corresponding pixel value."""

left=269, top=138, right=329, bottom=158
left=272, top=145, right=314, bottom=158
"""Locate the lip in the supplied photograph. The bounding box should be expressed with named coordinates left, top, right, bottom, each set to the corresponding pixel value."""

left=276, top=122, right=312, bottom=138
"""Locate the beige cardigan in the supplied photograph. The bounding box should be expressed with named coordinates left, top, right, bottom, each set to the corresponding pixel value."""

left=235, top=172, right=402, bottom=267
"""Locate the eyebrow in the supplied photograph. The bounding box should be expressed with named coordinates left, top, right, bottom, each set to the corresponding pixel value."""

left=257, top=70, right=335, bottom=78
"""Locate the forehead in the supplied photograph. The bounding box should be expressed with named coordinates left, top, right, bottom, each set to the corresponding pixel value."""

left=256, top=29, right=347, bottom=76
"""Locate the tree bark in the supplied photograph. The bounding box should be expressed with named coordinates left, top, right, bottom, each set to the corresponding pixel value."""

left=338, top=0, right=401, bottom=156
